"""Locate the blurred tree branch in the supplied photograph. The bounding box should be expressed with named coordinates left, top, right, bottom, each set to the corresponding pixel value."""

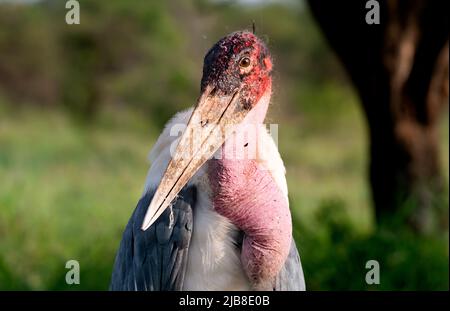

left=307, top=0, right=449, bottom=232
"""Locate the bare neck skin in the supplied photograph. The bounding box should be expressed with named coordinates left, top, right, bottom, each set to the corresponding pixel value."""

left=207, top=87, right=292, bottom=290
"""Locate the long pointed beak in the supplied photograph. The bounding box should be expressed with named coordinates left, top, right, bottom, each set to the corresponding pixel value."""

left=141, top=85, right=250, bottom=230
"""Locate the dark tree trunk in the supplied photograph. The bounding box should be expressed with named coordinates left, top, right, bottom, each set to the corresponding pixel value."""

left=307, top=0, right=449, bottom=231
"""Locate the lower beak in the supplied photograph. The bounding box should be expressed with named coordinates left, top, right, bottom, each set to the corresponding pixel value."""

left=141, top=85, right=250, bottom=230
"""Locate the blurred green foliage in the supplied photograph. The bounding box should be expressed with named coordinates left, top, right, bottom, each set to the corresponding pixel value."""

left=0, top=0, right=448, bottom=290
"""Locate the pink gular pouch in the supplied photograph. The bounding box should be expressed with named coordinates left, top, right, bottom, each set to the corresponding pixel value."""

left=208, top=97, right=292, bottom=290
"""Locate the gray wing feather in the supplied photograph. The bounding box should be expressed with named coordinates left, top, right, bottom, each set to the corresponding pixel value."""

left=274, top=239, right=306, bottom=291
left=110, top=186, right=196, bottom=291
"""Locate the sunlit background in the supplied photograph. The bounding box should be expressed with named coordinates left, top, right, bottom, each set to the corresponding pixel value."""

left=0, top=0, right=448, bottom=290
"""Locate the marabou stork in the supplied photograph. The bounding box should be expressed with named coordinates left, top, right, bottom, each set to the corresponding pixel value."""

left=110, top=31, right=305, bottom=291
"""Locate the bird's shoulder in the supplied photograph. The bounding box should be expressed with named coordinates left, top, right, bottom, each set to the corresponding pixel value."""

left=142, top=108, right=194, bottom=192
left=148, top=108, right=194, bottom=164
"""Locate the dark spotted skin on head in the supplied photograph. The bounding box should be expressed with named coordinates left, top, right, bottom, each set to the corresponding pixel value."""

left=201, top=31, right=273, bottom=111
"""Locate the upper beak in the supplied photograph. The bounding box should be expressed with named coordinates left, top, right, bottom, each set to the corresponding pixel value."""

left=141, top=85, right=251, bottom=230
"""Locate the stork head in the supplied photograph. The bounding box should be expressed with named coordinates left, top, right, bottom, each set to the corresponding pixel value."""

left=201, top=31, right=273, bottom=109
left=142, top=31, right=273, bottom=230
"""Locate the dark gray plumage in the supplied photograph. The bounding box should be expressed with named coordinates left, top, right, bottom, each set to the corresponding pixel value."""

left=110, top=186, right=306, bottom=291
left=274, top=241, right=306, bottom=290
left=110, top=187, right=196, bottom=290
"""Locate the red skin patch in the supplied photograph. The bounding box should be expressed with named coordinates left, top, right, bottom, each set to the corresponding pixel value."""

left=201, top=31, right=272, bottom=102
left=238, top=43, right=272, bottom=111
left=208, top=150, right=292, bottom=289
left=264, top=57, right=272, bottom=72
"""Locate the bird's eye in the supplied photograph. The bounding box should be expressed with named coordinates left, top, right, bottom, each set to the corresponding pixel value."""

left=239, top=57, right=251, bottom=68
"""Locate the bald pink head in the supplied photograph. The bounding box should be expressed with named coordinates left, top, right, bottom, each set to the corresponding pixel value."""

left=201, top=31, right=273, bottom=112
